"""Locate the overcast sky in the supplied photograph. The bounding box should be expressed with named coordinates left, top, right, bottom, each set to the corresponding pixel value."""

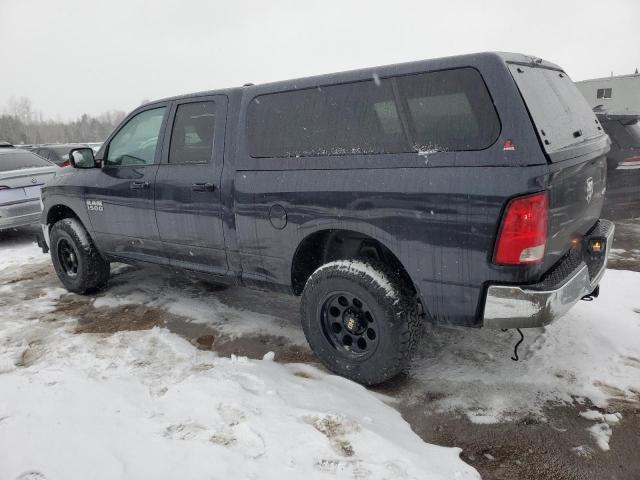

left=1, top=0, right=638, bottom=120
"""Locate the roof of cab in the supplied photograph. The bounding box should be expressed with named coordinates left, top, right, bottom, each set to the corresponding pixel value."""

left=143, top=52, right=562, bottom=106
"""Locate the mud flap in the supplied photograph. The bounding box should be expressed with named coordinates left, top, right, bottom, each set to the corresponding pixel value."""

left=35, top=230, right=49, bottom=254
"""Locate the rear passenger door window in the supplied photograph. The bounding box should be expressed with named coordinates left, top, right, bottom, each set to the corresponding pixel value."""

left=168, top=101, right=216, bottom=164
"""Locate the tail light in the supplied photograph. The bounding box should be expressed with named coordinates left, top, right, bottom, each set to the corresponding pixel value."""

left=61, top=160, right=71, bottom=167
left=494, top=192, right=548, bottom=265
left=620, top=155, right=640, bottom=168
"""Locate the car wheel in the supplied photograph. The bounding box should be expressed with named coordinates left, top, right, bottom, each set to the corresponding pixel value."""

left=300, top=259, right=423, bottom=385
left=50, top=218, right=110, bottom=294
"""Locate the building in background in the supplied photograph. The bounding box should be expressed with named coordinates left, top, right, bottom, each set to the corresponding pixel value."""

left=576, top=71, right=640, bottom=116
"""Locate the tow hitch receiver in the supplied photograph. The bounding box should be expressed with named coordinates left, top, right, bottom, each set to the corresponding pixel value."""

left=586, top=237, right=606, bottom=258
left=581, top=285, right=599, bottom=302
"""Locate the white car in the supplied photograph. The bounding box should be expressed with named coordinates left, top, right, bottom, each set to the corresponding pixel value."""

left=0, top=149, right=59, bottom=230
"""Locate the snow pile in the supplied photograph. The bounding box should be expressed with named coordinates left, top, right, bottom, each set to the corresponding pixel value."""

left=579, top=410, right=622, bottom=451
left=0, top=238, right=43, bottom=272
left=586, top=423, right=612, bottom=452
left=579, top=410, right=622, bottom=424
left=0, top=245, right=478, bottom=480
left=411, top=269, right=640, bottom=423
left=9, top=239, right=638, bottom=429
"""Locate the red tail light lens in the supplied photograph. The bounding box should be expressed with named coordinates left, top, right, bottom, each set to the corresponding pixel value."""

left=620, top=155, right=640, bottom=167
left=494, top=192, right=548, bottom=265
left=61, top=160, right=71, bottom=168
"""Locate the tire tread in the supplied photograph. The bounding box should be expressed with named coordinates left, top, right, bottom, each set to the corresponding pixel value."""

left=50, top=218, right=110, bottom=294
left=301, top=258, right=423, bottom=385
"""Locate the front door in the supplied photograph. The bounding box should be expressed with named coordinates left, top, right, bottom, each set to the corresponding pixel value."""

left=154, top=96, right=228, bottom=274
left=87, top=104, right=169, bottom=263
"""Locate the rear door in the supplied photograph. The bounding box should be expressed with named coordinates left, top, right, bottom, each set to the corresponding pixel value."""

left=87, top=104, right=169, bottom=263
left=508, top=63, right=609, bottom=267
left=155, top=96, right=228, bottom=274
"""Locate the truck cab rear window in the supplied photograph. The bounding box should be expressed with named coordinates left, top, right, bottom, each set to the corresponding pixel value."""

left=248, top=68, right=500, bottom=158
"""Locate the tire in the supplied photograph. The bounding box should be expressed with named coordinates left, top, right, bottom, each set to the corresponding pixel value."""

left=50, top=217, right=110, bottom=294
left=300, top=259, right=423, bottom=385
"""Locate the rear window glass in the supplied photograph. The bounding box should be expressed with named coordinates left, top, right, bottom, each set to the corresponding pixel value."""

left=248, top=67, right=500, bottom=158
left=50, top=146, right=80, bottom=160
left=0, top=151, right=53, bottom=172
left=34, top=149, right=50, bottom=160
left=508, top=64, right=603, bottom=155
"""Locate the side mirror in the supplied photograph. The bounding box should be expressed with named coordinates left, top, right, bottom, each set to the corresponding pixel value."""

left=69, top=147, right=97, bottom=169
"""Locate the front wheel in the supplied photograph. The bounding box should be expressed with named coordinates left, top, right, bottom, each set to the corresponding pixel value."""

left=300, top=259, right=423, bottom=385
left=50, top=218, right=110, bottom=294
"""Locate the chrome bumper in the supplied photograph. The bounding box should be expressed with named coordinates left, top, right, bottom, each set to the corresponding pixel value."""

left=483, top=220, right=615, bottom=329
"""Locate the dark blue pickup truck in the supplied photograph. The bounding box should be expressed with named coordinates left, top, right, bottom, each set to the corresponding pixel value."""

left=41, top=52, right=614, bottom=384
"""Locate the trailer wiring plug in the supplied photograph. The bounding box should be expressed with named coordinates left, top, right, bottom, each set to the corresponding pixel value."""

left=502, top=328, right=525, bottom=361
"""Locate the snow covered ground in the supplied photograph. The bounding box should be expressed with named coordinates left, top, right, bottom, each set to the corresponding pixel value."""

left=410, top=267, right=640, bottom=425
left=0, top=240, right=478, bottom=480
left=1, top=233, right=639, bottom=479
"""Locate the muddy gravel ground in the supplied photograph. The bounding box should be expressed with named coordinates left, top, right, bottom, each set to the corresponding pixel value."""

left=2, top=196, right=639, bottom=480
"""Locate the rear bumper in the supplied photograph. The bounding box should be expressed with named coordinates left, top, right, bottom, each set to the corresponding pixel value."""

left=0, top=200, right=41, bottom=230
left=483, top=219, right=615, bottom=329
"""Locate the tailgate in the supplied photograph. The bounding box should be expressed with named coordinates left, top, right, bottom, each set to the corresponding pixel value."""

left=545, top=141, right=608, bottom=267
left=507, top=61, right=610, bottom=270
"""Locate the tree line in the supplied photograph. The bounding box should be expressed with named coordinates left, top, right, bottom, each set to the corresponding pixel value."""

left=0, top=96, right=126, bottom=145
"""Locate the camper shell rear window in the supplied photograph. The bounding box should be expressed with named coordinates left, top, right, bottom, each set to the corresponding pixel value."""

left=508, top=63, right=604, bottom=157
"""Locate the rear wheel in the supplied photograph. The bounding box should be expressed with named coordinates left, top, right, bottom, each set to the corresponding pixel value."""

left=301, top=259, right=422, bottom=385
left=50, top=218, right=110, bottom=294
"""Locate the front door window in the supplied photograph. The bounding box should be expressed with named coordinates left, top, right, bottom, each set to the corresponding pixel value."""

left=105, top=107, right=166, bottom=167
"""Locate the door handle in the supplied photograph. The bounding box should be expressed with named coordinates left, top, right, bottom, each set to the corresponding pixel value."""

left=191, top=182, right=215, bottom=192
left=130, top=181, right=150, bottom=190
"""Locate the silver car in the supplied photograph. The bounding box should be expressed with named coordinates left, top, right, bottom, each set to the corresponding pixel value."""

left=0, top=149, right=59, bottom=230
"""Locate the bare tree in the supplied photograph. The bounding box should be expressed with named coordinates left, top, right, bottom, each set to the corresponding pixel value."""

left=0, top=97, right=126, bottom=145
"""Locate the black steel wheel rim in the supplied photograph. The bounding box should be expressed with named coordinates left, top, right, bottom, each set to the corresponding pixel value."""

left=320, top=291, right=379, bottom=359
left=57, top=238, right=79, bottom=277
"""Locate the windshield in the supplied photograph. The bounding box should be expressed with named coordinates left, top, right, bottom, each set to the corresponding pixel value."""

left=508, top=63, right=603, bottom=156
left=0, top=151, right=53, bottom=172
